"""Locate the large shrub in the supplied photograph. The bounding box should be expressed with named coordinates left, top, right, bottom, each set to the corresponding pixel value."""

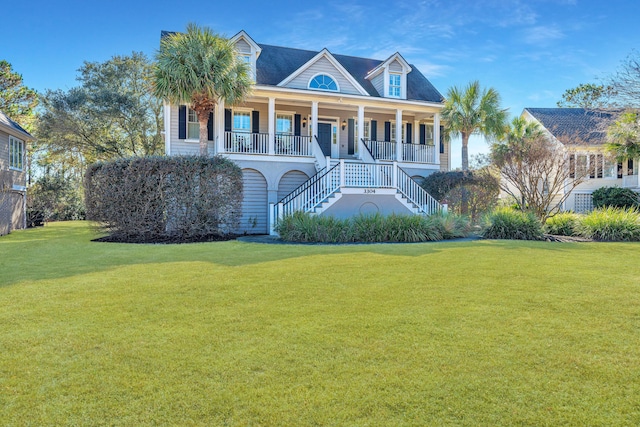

left=85, top=156, right=243, bottom=241
left=577, top=207, right=640, bottom=241
left=591, top=187, right=639, bottom=209
left=421, top=169, right=499, bottom=221
left=275, top=212, right=470, bottom=243
left=482, top=207, right=543, bottom=240
left=544, top=212, right=580, bottom=236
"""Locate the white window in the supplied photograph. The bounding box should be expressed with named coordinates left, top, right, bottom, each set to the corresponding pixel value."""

left=389, top=73, right=401, bottom=97
left=276, top=114, right=293, bottom=134
left=238, top=54, right=251, bottom=64
left=354, top=120, right=371, bottom=141
left=233, top=111, right=251, bottom=132
left=309, top=74, right=339, bottom=91
left=425, top=124, right=434, bottom=144
left=9, top=136, right=24, bottom=171
left=604, top=156, right=617, bottom=178
left=390, top=121, right=405, bottom=143
left=187, top=108, right=199, bottom=140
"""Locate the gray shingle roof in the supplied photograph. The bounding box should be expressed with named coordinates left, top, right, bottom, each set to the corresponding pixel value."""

left=525, top=107, right=620, bottom=146
left=0, top=110, right=32, bottom=140
left=159, top=31, right=444, bottom=103
left=255, top=44, right=444, bottom=103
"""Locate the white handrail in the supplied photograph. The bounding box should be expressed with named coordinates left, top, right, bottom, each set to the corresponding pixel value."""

left=396, top=167, right=442, bottom=215
left=402, top=143, right=435, bottom=163
left=363, top=140, right=396, bottom=161
left=277, top=163, right=341, bottom=217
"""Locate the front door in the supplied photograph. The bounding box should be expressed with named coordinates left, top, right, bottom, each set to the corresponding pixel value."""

left=317, top=123, right=332, bottom=157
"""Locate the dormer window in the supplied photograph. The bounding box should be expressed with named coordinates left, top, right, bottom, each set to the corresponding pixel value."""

left=239, top=54, right=251, bottom=64
left=389, top=73, right=401, bottom=98
left=309, top=74, right=339, bottom=91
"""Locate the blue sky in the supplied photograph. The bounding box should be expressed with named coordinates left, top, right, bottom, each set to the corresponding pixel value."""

left=2, top=0, right=638, bottom=167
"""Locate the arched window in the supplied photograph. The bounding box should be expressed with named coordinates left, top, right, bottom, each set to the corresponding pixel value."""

left=309, top=74, right=339, bottom=91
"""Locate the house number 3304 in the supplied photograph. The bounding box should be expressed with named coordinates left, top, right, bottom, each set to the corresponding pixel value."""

left=364, top=189, right=376, bottom=194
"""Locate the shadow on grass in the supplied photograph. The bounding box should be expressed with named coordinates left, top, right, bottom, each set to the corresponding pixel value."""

left=1, top=221, right=464, bottom=287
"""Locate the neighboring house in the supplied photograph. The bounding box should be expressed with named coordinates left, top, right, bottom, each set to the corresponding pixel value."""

left=522, top=107, right=630, bottom=213
left=163, top=30, right=449, bottom=234
left=0, top=111, right=33, bottom=236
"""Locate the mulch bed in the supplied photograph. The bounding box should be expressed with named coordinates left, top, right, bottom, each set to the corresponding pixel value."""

left=92, top=234, right=238, bottom=244
left=543, top=234, right=593, bottom=242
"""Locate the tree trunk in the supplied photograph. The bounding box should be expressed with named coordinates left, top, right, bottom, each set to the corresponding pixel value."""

left=461, top=133, right=469, bottom=171
left=199, top=118, right=209, bottom=156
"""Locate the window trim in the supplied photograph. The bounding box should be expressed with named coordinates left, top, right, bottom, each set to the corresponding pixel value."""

left=276, top=112, right=294, bottom=135
left=9, top=136, right=24, bottom=171
left=308, top=73, right=340, bottom=92
left=388, top=72, right=401, bottom=98
left=186, top=107, right=200, bottom=141
left=232, top=109, right=252, bottom=132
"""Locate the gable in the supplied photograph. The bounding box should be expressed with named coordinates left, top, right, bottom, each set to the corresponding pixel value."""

left=235, top=38, right=251, bottom=54
left=389, top=59, right=403, bottom=73
left=282, top=56, right=362, bottom=95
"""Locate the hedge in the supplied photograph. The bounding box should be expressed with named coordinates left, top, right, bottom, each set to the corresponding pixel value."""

left=85, top=156, right=243, bottom=241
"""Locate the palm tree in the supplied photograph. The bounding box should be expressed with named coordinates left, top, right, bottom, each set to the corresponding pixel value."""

left=153, top=24, right=252, bottom=156
left=441, top=80, right=507, bottom=171
left=606, top=110, right=640, bottom=162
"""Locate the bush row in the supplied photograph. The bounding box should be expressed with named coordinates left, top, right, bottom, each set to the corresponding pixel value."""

left=483, top=207, right=640, bottom=241
left=275, top=212, right=470, bottom=243
left=84, top=156, right=243, bottom=241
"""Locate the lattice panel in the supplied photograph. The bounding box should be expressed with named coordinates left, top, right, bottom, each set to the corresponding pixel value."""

left=574, top=193, right=593, bottom=213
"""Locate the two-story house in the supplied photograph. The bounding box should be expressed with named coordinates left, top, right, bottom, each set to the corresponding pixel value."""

left=522, top=107, right=633, bottom=213
left=0, top=110, right=33, bottom=235
left=163, top=31, right=449, bottom=234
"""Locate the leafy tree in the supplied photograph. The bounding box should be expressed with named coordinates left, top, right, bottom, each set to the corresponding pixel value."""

left=557, top=83, right=614, bottom=109
left=491, top=117, right=590, bottom=221
left=27, top=174, right=85, bottom=224
left=605, top=110, right=640, bottom=161
left=0, top=60, right=38, bottom=128
left=36, top=52, right=163, bottom=168
left=441, top=80, right=507, bottom=171
left=154, top=24, right=253, bottom=156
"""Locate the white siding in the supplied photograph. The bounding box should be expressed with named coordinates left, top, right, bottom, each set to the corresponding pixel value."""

left=239, top=168, right=268, bottom=234
left=235, top=39, right=251, bottom=54
left=277, top=171, right=310, bottom=201
left=389, top=60, right=403, bottom=73
left=371, top=74, right=384, bottom=97
left=168, top=105, right=208, bottom=156
left=285, top=57, right=360, bottom=95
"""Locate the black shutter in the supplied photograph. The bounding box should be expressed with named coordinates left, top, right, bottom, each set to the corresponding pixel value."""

left=597, top=154, right=603, bottom=178
left=371, top=120, right=377, bottom=141
left=439, top=126, right=445, bottom=154
left=252, top=111, right=260, bottom=133
left=589, top=154, right=596, bottom=178
left=178, top=105, right=187, bottom=139
left=617, top=162, right=623, bottom=179
left=419, top=124, right=426, bottom=145
left=628, top=159, right=634, bottom=175
left=406, top=123, right=412, bottom=144
left=384, top=121, right=391, bottom=142
left=207, top=112, right=214, bottom=141
left=348, top=119, right=355, bottom=155
left=294, top=114, right=301, bottom=136
left=224, top=109, right=232, bottom=132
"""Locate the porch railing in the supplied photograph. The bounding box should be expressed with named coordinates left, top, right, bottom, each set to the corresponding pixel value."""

left=344, top=162, right=393, bottom=187
left=402, top=143, right=435, bottom=163
left=364, top=140, right=396, bottom=161
left=275, top=134, right=312, bottom=156
left=397, top=167, right=442, bottom=215
left=224, top=131, right=269, bottom=154
left=363, top=140, right=437, bottom=163
left=276, top=163, right=341, bottom=217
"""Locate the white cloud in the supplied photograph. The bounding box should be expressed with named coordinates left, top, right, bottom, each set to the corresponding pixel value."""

left=522, top=25, right=565, bottom=45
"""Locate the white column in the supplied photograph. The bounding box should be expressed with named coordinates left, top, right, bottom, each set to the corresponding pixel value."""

left=311, top=101, right=319, bottom=143
left=414, top=119, right=420, bottom=146
left=395, top=109, right=403, bottom=161
left=268, top=97, right=275, bottom=155
left=216, top=99, right=225, bottom=154
left=357, top=105, right=364, bottom=160
left=433, top=112, right=441, bottom=166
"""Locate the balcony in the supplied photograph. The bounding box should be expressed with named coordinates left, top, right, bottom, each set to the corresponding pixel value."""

left=224, top=132, right=312, bottom=156
left=363, top=140, right=436, bottom=163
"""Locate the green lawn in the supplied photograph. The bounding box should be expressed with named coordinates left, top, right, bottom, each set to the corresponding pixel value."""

left=1, top=222, right=639, bottom=426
